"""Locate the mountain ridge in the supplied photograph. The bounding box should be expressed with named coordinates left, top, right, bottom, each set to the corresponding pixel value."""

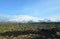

left=0, top=15, right=60, bottom=23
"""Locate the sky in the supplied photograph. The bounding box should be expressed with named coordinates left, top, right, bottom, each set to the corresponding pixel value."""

left=0, top=0, right=60, bottom=20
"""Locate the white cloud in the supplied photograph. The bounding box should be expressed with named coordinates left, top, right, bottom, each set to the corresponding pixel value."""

left=0, top=14, right=60, bottom=22
left=0, top=15, right=43, bottom=22
left=47, top=14, right=60, bottom=22
left=8, top=15, right=42, bottom=22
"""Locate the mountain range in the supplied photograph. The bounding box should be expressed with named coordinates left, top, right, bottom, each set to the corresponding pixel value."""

left=0, top=15, right=60, bottom=23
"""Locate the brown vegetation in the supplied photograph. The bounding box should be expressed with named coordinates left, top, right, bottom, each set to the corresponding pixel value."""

left=0, top=22, right=60, bottom=39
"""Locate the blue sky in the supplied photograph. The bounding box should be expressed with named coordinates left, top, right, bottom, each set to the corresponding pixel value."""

left=0, top=0, right=60, bottom=19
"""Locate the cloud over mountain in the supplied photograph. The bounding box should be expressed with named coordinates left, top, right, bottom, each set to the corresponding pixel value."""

left=0, top=14, right=60, bottom=22
left=8, top=15, right=42, bottom=22
left=0, top=15, right=43, bottom=22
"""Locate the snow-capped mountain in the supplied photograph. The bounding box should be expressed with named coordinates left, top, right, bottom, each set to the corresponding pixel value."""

left=8, top=15, right=43, bottom=23
left=0, top=15, right=43, bottom=23
left=0, top=15, right=60, bottom=23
